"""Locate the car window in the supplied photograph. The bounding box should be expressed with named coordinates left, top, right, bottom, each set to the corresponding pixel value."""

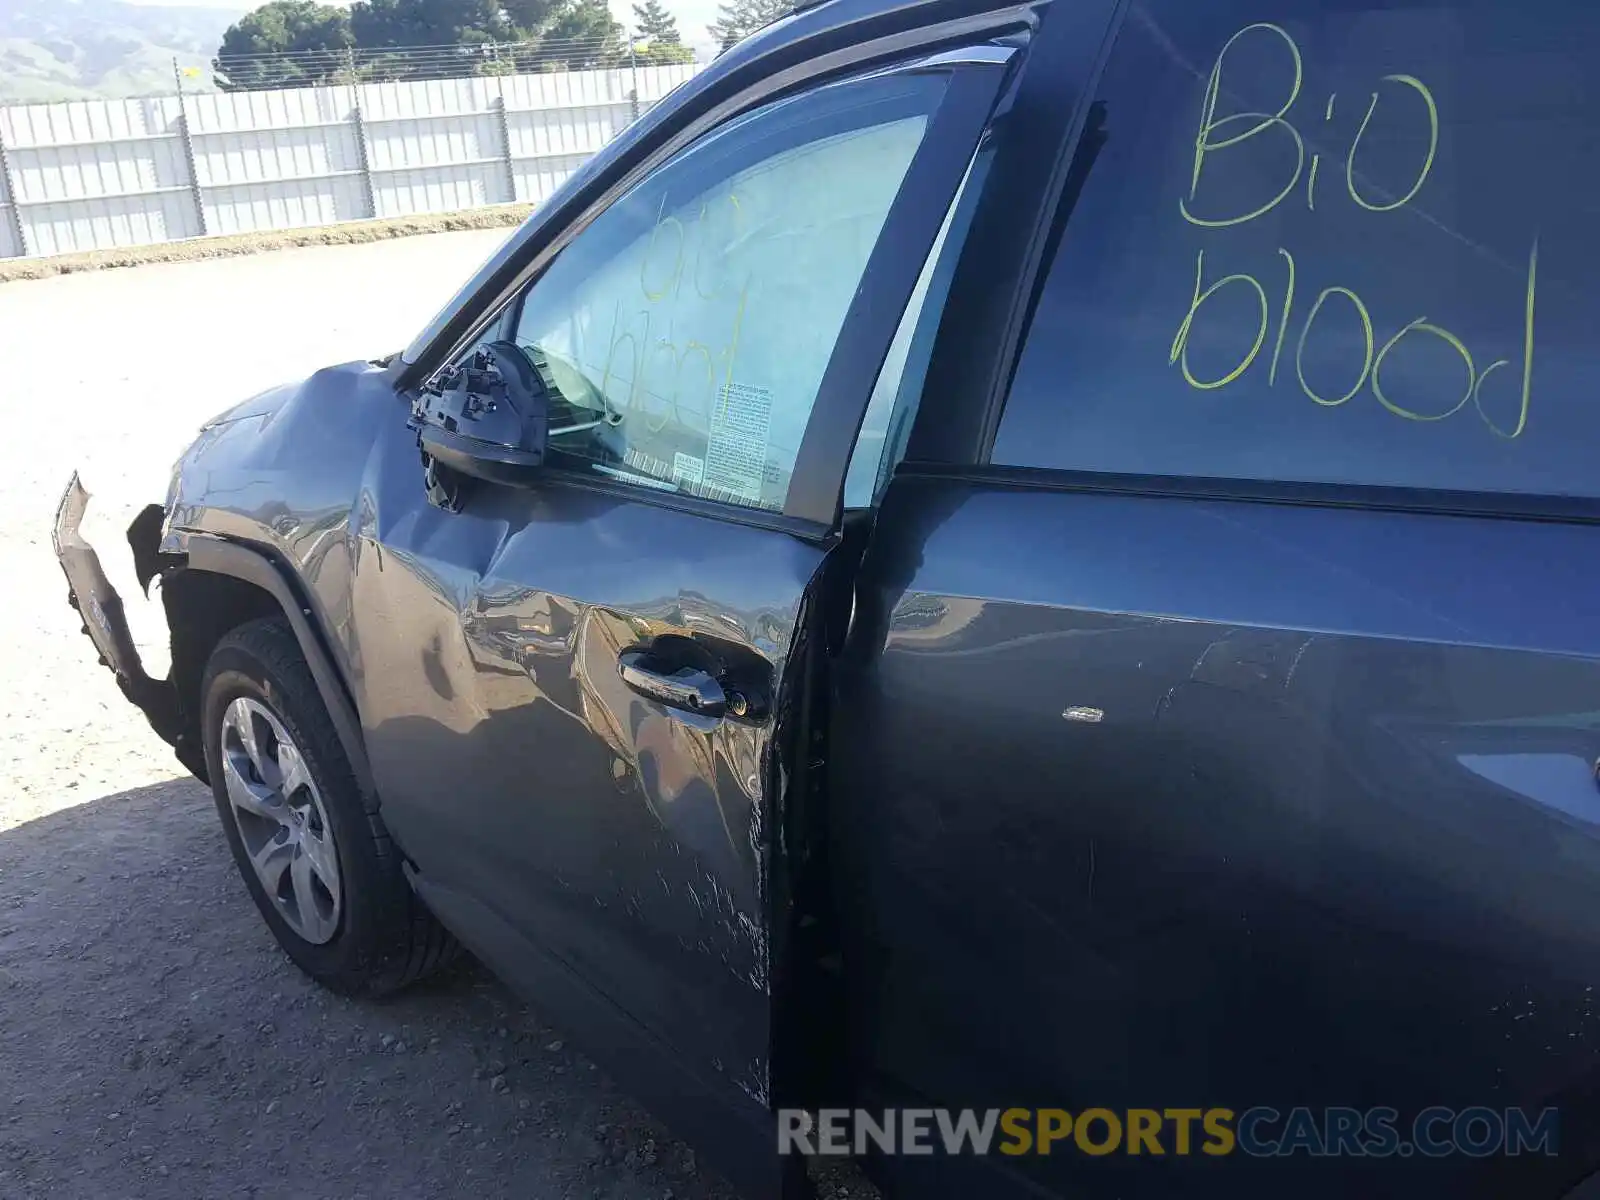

left=843, top=142, right=994, bottom=510
left=993, top=0, right=1599, bottom=498
left=507, top=72, right=950, bottom=513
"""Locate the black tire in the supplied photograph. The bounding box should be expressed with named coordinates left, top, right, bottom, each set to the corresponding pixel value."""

left=201, top=617, right=459, bottom=996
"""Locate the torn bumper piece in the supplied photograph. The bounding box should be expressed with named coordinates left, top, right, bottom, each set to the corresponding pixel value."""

left=52, top=473, right=206, bottom=780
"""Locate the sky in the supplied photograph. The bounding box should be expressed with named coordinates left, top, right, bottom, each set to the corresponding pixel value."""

left=117, top=0, right=727, bottom=49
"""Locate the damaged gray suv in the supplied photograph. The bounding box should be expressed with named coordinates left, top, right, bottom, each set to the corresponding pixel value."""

left=52, top=0, right=1600, bottom=1198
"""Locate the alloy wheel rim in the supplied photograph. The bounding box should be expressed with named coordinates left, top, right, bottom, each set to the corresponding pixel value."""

left=219, top=697, right=342, bottom=945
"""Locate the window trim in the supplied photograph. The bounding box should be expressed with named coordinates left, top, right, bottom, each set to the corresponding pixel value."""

left=523, top=466, right=836, bottom=541
left=899, top=0, right=1129, bottom=470
left=843, top=140, right=994, bottom=510
left=781, top=56, right=1016, bottom=527
left=905, top=464, right=1600, bottom=526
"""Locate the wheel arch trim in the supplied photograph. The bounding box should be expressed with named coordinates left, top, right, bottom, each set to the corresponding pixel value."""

left=179, top=533, right=376, bottom=800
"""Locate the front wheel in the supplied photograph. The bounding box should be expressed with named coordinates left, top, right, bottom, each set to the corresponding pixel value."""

left=201, top=617, right=458, bottom=995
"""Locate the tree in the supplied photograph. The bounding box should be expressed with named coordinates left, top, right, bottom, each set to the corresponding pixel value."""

left=708, top=0, right=791, bottom=52
left=632, top=0, right=694, bottom=64
left=536, top=0, right=626, bottom=69
left=633, top=0, right=679, bottom=42
left=215, top=0, right=645, bottom=89
left=349, top=0, right=513, bottom=50
left=213, top=0, right=353, bottom=91
left=501, top=0, right=562, bottom=34
left=344, top=0, right=519, bottom=80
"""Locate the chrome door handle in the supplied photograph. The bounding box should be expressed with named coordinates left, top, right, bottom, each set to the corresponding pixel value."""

left=618, top=650, right=728, bottom=718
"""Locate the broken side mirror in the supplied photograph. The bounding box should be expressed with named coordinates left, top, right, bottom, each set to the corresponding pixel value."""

left=411, top=341, right=549, bottom=509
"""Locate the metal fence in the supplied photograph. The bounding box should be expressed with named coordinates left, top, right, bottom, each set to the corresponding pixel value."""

left=0, top=61, right=701, bottom=260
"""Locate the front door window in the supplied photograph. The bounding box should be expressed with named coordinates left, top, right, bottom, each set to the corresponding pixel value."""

left=510, top=72, right=951, bottom=512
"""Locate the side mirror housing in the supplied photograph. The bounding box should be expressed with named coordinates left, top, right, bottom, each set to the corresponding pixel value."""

left=412, top=341, right=549, bottom=491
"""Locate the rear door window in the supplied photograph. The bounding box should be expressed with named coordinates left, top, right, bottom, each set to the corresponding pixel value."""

left=994, top=0, right=1598, bottom=498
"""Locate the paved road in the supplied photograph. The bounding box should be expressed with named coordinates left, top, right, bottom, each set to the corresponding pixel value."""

left=0, top=235, right=860, bottom=1200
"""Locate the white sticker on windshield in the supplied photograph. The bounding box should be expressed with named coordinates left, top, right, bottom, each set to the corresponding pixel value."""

left=703, top=382, right=773, bottom=503
left=672, top=452, right=705, bottom=487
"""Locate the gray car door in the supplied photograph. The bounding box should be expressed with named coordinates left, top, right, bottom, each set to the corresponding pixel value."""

left=344, top=44, right=1016, bottom=1155
left=837, top=3, right=1600, bottom=1198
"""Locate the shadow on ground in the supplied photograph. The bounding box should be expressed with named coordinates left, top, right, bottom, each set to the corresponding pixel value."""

left=0, top=779, right=745, bottom=1200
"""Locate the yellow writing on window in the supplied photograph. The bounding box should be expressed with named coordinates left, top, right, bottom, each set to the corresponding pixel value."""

left=1168, top=249, right=1269, bottom=390
left=591, top=189, right=751, bottom=439
left=1472, top=238, right=1538, bottom=440
left=1183, top=23, right=1305, bottom=228
left=1347, top=76, right=1439, bottom=213
left=1169, top=21, right=1537, bottom=439
left=1296, top=286, right=1373, bottom=407
left=1372, top=318, right=1475, bottom=423
left=1167, top=240, right=1538, bottom=437
left=1182, top=23, right=1439, bottom=226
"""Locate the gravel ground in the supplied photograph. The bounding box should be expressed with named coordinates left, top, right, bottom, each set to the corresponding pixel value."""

left=0, top=205, right=533, bottom=284
left=0, top=235, right=866, bottom=1200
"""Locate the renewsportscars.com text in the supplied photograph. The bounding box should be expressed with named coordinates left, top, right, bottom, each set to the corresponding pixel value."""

left=778, top=1106, right=1560, bottom=1159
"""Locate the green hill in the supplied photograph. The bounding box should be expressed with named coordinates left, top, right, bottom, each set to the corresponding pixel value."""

left=0, top=0, right=243, bottom=102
